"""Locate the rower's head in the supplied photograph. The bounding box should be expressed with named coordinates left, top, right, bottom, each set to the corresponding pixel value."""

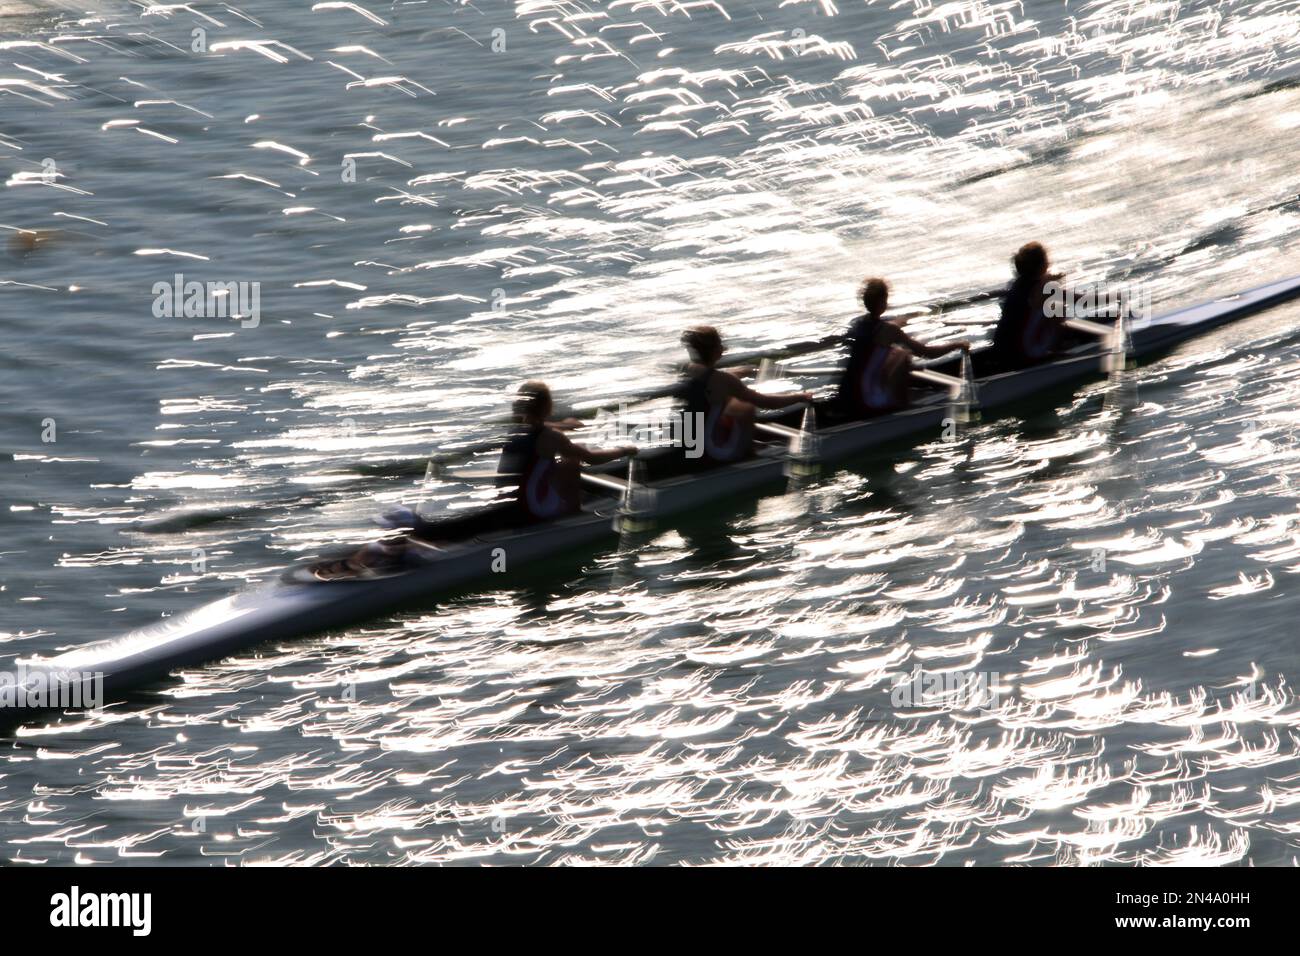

left=860, top=277, right=889, bottom=318
left=513, top=380, right=553, bottom=423
left=1013, top=242, right=1049, bottom=280
left=682, top=325, right=724, bottom=366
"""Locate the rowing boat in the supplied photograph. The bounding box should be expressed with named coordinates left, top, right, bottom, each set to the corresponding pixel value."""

left=6, top=272, right=1300, bottom=724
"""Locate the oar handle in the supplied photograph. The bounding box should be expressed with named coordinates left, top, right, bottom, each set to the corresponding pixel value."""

left=911, top=368, right=964, bottom=389
left=784, top=365, right=843, bottom=375
left=1064, top=317, right=1114, bottom=338
left=580, top=472, right=628, bottom=494
left=755, top=421, right=801, bottom=440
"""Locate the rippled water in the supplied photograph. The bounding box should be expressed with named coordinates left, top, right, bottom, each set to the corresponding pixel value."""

left=4, top=0, right=1300, bottom=865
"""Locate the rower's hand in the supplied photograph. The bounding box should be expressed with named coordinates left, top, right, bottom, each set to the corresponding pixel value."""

left=798, top=390, right=816, bottom=403
left=620, top=445, right=639, bottom=458
left=956, top=340, right=972, bottom=352
left=551, top=417, right=583, bottom=431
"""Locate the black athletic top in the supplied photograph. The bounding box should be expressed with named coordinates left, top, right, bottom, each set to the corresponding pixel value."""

left=844, top=313, right=890, bottom=365
left=836, top=314, right=906, bottom=415
left=681, top=365, right=714, bottom=421
left=836, top=315, right=875, bottom=409
left=495, top=423, right=543, bottom=489
left=992, top=277, right=1056, bottom=367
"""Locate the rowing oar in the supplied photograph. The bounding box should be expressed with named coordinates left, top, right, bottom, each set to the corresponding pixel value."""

left=779, top=354, right=969, bottom=394
left=568, top=319, right=937, bottom=416
left=775, top=348, right=981, bottom=424
left=369, top=289, right=1010, bottom=479
left=715, top=282, right=1007, bottom=370
left=578, top=455, right=658, bottom=532
left=753, top=404, right=822, bottom=478
left=1063, top=314, right=1133, bottom=373
left=402, top=357, right=818, bottom=481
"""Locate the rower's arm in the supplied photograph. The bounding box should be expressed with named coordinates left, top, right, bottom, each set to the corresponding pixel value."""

left=898, top=328, right=969, bottom=359
left=580, top=446, right=634, bottom=465
left=549, top=429, right=632, bottom=465
left=724, top=372, right=812, bottom=410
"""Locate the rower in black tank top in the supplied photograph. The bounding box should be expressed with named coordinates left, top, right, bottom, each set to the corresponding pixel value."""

left=678, top=325, right=814, bottom=466
left=990, top=242, right=1065, bottom=370
left=310, top=382, right=637, bottom=580
left=680, top=363, right=747, bottom=464
left=838, top=313, right=903, bottom=415
left=835, top=278, right=971, bottom=418
left=496, top=423, right=542, bottom=490
left=495, top=422, right=568, bottom=521
left=496, top=381, right=637, bottom=521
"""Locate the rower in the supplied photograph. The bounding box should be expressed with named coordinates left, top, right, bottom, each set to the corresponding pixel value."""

left=312, top=382, right=633, bottom=580
left=681, top=326, right=813, bottom=465
left=836, top=278, right=970, bottom=416
left=990, top=242, right=1065, bottom=370
left=496, top=380, right=636, bottom=521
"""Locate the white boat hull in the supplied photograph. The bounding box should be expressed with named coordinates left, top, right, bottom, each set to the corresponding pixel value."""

left=8, top=272, right=1300, bottom=721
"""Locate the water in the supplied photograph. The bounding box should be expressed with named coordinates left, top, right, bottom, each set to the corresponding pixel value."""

left=2, top=0, right=1300, bottom=865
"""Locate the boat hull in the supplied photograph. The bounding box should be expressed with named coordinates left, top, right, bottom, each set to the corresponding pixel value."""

left=7, top=273, right=1300, bottom=723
